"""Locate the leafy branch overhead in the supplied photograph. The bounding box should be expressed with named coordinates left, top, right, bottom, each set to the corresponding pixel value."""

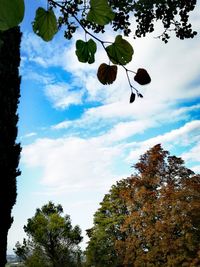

left=0, top=0, right=197, bottom=102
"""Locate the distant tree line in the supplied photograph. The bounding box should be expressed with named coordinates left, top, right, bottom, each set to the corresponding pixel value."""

left=15, top=145, right=200, bottom=267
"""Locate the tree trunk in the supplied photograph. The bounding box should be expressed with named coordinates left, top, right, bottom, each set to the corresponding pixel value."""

left=0, top=27, right=21, bottom=267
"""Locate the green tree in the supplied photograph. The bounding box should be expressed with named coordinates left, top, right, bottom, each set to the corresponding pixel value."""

left=15, top=239, right=48, bottom=267
left=85, top=179, right=131, bottom=267
left=86, top=145, right=200, bottom=267
left=14, top=202, right=83, bottom=267
left=0, top=27, right=21, bottom=267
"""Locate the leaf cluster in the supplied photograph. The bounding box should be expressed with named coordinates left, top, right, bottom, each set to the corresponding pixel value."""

left=46, top=0, right=197, bottom=42
left=133, top=0, right=197, bottom=42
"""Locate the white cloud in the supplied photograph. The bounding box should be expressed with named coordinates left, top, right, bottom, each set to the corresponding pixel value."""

left=22, top=70, right=54, bottom=84
left=45, top=83, right=84, bottom=109
left=21, top=132, right=37, bottom=139
left=181, top=141, right=200, bottom=163
left=102, top=119, right=157, bottom=143
left=126, top=120, right=200, bottom=163
left=22, top=136, right=122, bottom=193
left=21, top=32, right=67, bottom=68
left=21, top=120, right=200, bottom=197
left=190, top=165, right=200, bottom=173
left=146, top=120, right=200, bottom=145
left=50, top=101, right=200, bottom=150
left=51, top=120, right=72, bottom=130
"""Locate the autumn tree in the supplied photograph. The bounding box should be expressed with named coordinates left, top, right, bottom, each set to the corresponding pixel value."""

left=86, top=145, right=200, bottom=267
left=0, top=27, right=21, bottom=267
left=14, top=202, right=83, bottom=267
left=115, top=145, right=200, bottom=266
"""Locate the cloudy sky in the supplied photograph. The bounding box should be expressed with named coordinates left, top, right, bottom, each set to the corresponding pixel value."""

left=7, top=0, right=200, bottom=253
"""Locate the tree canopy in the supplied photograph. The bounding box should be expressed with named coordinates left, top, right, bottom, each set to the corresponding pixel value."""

left=85, top=144, right=200, bottom=267
left=14, top=201, right=83, bottom=267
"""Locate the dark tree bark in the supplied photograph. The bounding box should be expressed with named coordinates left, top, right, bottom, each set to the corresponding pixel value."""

left=0, top=27, right=21, bottom=267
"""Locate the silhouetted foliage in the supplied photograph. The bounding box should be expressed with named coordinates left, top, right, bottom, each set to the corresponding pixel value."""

left=0, top=27, right=21, bottom=267
left=51, top=0, right=197, bottom=42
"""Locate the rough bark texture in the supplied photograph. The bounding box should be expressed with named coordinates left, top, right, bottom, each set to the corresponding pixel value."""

left=0, top=27, right=21, bottom=267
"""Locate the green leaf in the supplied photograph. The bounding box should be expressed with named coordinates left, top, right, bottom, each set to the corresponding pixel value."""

left=0, top=0, right=25, bottom=30
left=87, top=0, right=115, bottom=26
left=106, top=35, right=134, bottom=65
left=75, top=39, right=97, bottom=64
left=32, top=8, right=58, bottom=42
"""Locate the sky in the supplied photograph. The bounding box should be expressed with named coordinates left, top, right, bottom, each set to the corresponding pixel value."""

left=7, top=0, right=200, bottom=254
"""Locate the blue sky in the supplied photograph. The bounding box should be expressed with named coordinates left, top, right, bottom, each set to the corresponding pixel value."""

left=7, top=0, right=200, bottom=253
